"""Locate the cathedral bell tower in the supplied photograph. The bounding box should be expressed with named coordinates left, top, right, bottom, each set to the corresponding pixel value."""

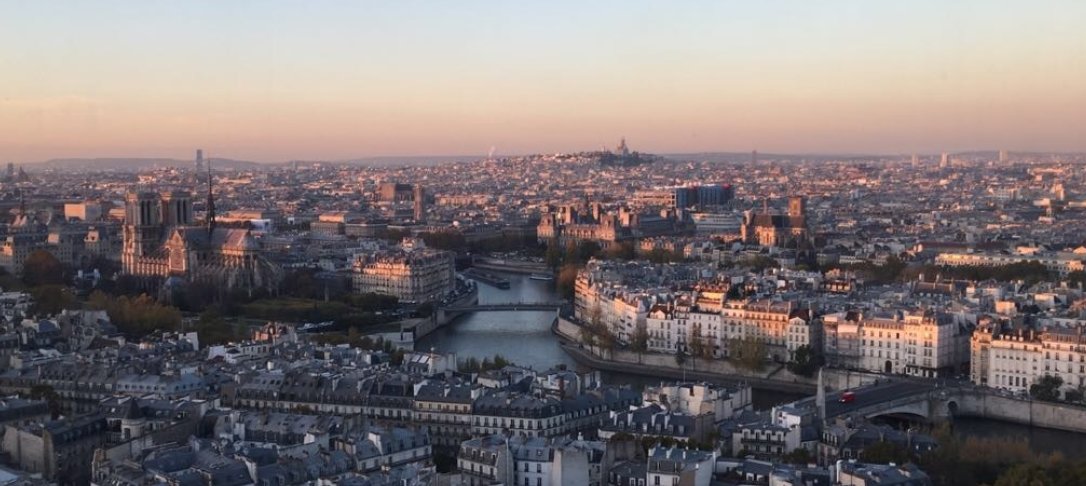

left=123, top=191, right=163, bottom=257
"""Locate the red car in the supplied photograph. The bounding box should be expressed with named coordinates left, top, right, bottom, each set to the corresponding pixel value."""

left=839, top=391, right=856, bottom=403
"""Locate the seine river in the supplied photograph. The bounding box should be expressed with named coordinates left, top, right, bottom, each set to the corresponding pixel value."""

left=419, top=272, right=807, bottom=410
left=417, top=271, right=1086, bottom=456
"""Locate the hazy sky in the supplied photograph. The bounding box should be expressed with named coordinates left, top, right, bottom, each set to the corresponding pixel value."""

left=1, top=1, right=1084, bottom=162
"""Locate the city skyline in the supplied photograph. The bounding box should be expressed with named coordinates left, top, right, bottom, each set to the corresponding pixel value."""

left=2, top=0, right=1085, bottom=162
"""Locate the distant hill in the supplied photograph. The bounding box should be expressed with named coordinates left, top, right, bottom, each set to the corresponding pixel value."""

left=334, top=155, right=480, bottom=167
left=29, top=157, right=266, bottom=171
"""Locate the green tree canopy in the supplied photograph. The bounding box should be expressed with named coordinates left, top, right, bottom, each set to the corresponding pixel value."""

left=729, top=337, right=768, bottom=370
left=22, top=250, right=65, bottom=287
left=88, top=291, right=182, bottom=336
left=787, top=345, right=824, bottom=377
left=29, top=285, right=76, bottom=316
left=1030, top=375, right=1063, bottom=402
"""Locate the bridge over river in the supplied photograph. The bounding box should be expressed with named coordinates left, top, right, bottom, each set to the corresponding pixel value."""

left=810, top=378, right=1086, bottom=434
left=435, top=301, right=565, bottom=326
left=440, top=302, right=565, bottom=312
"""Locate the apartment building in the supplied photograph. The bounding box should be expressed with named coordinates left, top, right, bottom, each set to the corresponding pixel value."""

left=635, top=293, right=820, bottom=361
left=935, top=250, right=1086, bottom=277
left=972, top=319, right=1086, bottom=394
left=352, top=244, right=454, bottom=303
left=825, top=310, right=969, bottom=378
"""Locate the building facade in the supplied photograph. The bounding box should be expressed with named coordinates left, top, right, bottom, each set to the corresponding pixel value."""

left=352, top=243, right=454, bottom=303
left=740, top=196, right=809, bottom=247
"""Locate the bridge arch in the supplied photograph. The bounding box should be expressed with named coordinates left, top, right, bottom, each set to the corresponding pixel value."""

left=869, top=411, right=929, bottom=424
left=946, top=400, right=959, bottom=417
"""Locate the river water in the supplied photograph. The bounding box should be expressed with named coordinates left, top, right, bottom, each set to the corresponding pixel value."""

left=418, top=272, right=802, bottom=410
left=417, top=271, right=1086, bottom=456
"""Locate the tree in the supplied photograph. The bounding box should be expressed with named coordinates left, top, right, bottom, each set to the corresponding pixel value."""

left=579, top=323, right=597, bottom=350
left=415, top=302, right=435, bottom=318
left=861, top=440, right=913, bottom=465
left=87, top=291, right=182, bottom=336
left=995, top=464, right=1052, bottom=486
left=458, top=354, right=513, bottom=373
left=787, top=345, right=824, bottom=377
left=781, top=448, right=814, bottom=465
left=729, top=337, right=768, bottom=370
left=28, top=384, right=62, bottom=419
left=740, top=255, right=779, bottom=273
left=675, top=347, right=688, bottom=369
left=1069, top=270, right=1086, bottom=289
left=689, top=325, right=711, bottom=365
left=544, top=239, right=564, bottom=268
left=192, top=309, right=244, bottom=346
left=604, top=242, right=637, bottom=261
left=390, top=348, right=406, bottom=366
left=556, top=264, right=581, bottom=299
left=597, top=325, right=617, bottom=358
left=631, top=324, right=649, bottom=363
left=1065, top=387, right=1084, bottom=404
left=575, top=241, right=601, bottom=264
left=1030, top=375, right=1063, bottom=402
left=22, top=250, right=65, bottom=286
left=280, top=269, right=320, bottom=299
left=29, top=285, right=76, bottom=316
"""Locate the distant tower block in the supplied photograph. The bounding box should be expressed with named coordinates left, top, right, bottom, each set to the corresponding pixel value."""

left=911, top=154, right=919, bottom=165
left=999, top=150, right=1008, bottom=163
left=413, top=184, right=426, bottom=221
left=940, top=152, right=950, bottom=167
left=195, top=149, right=204, bottom=172
left=752, top=150, right=758, bottom=165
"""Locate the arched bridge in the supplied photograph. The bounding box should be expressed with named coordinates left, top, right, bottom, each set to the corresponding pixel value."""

left=824, top=380, right=954, bottom=422
left=440, top=302, right=565, bottom=313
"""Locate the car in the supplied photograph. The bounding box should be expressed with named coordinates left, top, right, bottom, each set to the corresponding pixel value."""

left=839, top=391, right=856, bottom=404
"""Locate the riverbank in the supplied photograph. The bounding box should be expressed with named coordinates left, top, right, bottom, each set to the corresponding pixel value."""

left=560, top=343, right=816, bottom=394
left=553, top=316, right=817, bottom=394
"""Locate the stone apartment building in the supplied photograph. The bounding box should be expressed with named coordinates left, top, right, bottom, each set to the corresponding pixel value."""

left=352, top=241, right=454, bottom=303
left=971, top=318, right=1086, bottom=395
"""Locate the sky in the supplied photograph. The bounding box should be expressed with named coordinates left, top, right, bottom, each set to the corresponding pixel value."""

left=1, top=1, right=1084, bottom=162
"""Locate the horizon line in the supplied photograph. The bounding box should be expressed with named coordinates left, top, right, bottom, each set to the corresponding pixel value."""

left=18, top=148, right=1086, bottom=166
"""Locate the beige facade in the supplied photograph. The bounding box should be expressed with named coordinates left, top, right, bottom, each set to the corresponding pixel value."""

left=352, top=248, right=454, bottom=303
left=935, top=251, right=1086, bottom=277
left=972, top=319, right=1086, bottom=394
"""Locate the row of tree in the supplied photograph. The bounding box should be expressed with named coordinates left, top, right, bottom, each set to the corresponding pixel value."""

left=1029, top=375, right=1086, bottom=404
left=777, top=421, right=1086, bottom=485
left=832, top=256, right=1057, bottom=286
left=87, top=291, right=182, bottom=336
left=310, top=331, right=408, bottom=365
left=576, top=307, right=813, bottom=374
left=458, top=354, right=513, bottom=373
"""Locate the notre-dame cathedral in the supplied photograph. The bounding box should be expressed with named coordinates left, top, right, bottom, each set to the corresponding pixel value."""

left=120, top=173, right=281, bottom=293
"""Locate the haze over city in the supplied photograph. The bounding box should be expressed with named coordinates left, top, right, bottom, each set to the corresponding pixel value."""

left=2, top=0, right=1085, bottom=162
left=5, top=3, right=1086, bottom=486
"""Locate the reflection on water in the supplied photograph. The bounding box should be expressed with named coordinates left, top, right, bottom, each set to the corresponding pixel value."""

left=417, top=273, right=578, bottom=371
left=419, top=271, right=1086, bottom=446
left=952, top=416, right=1086, bottom=459
left=417, top=271, right=804, bottom=409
